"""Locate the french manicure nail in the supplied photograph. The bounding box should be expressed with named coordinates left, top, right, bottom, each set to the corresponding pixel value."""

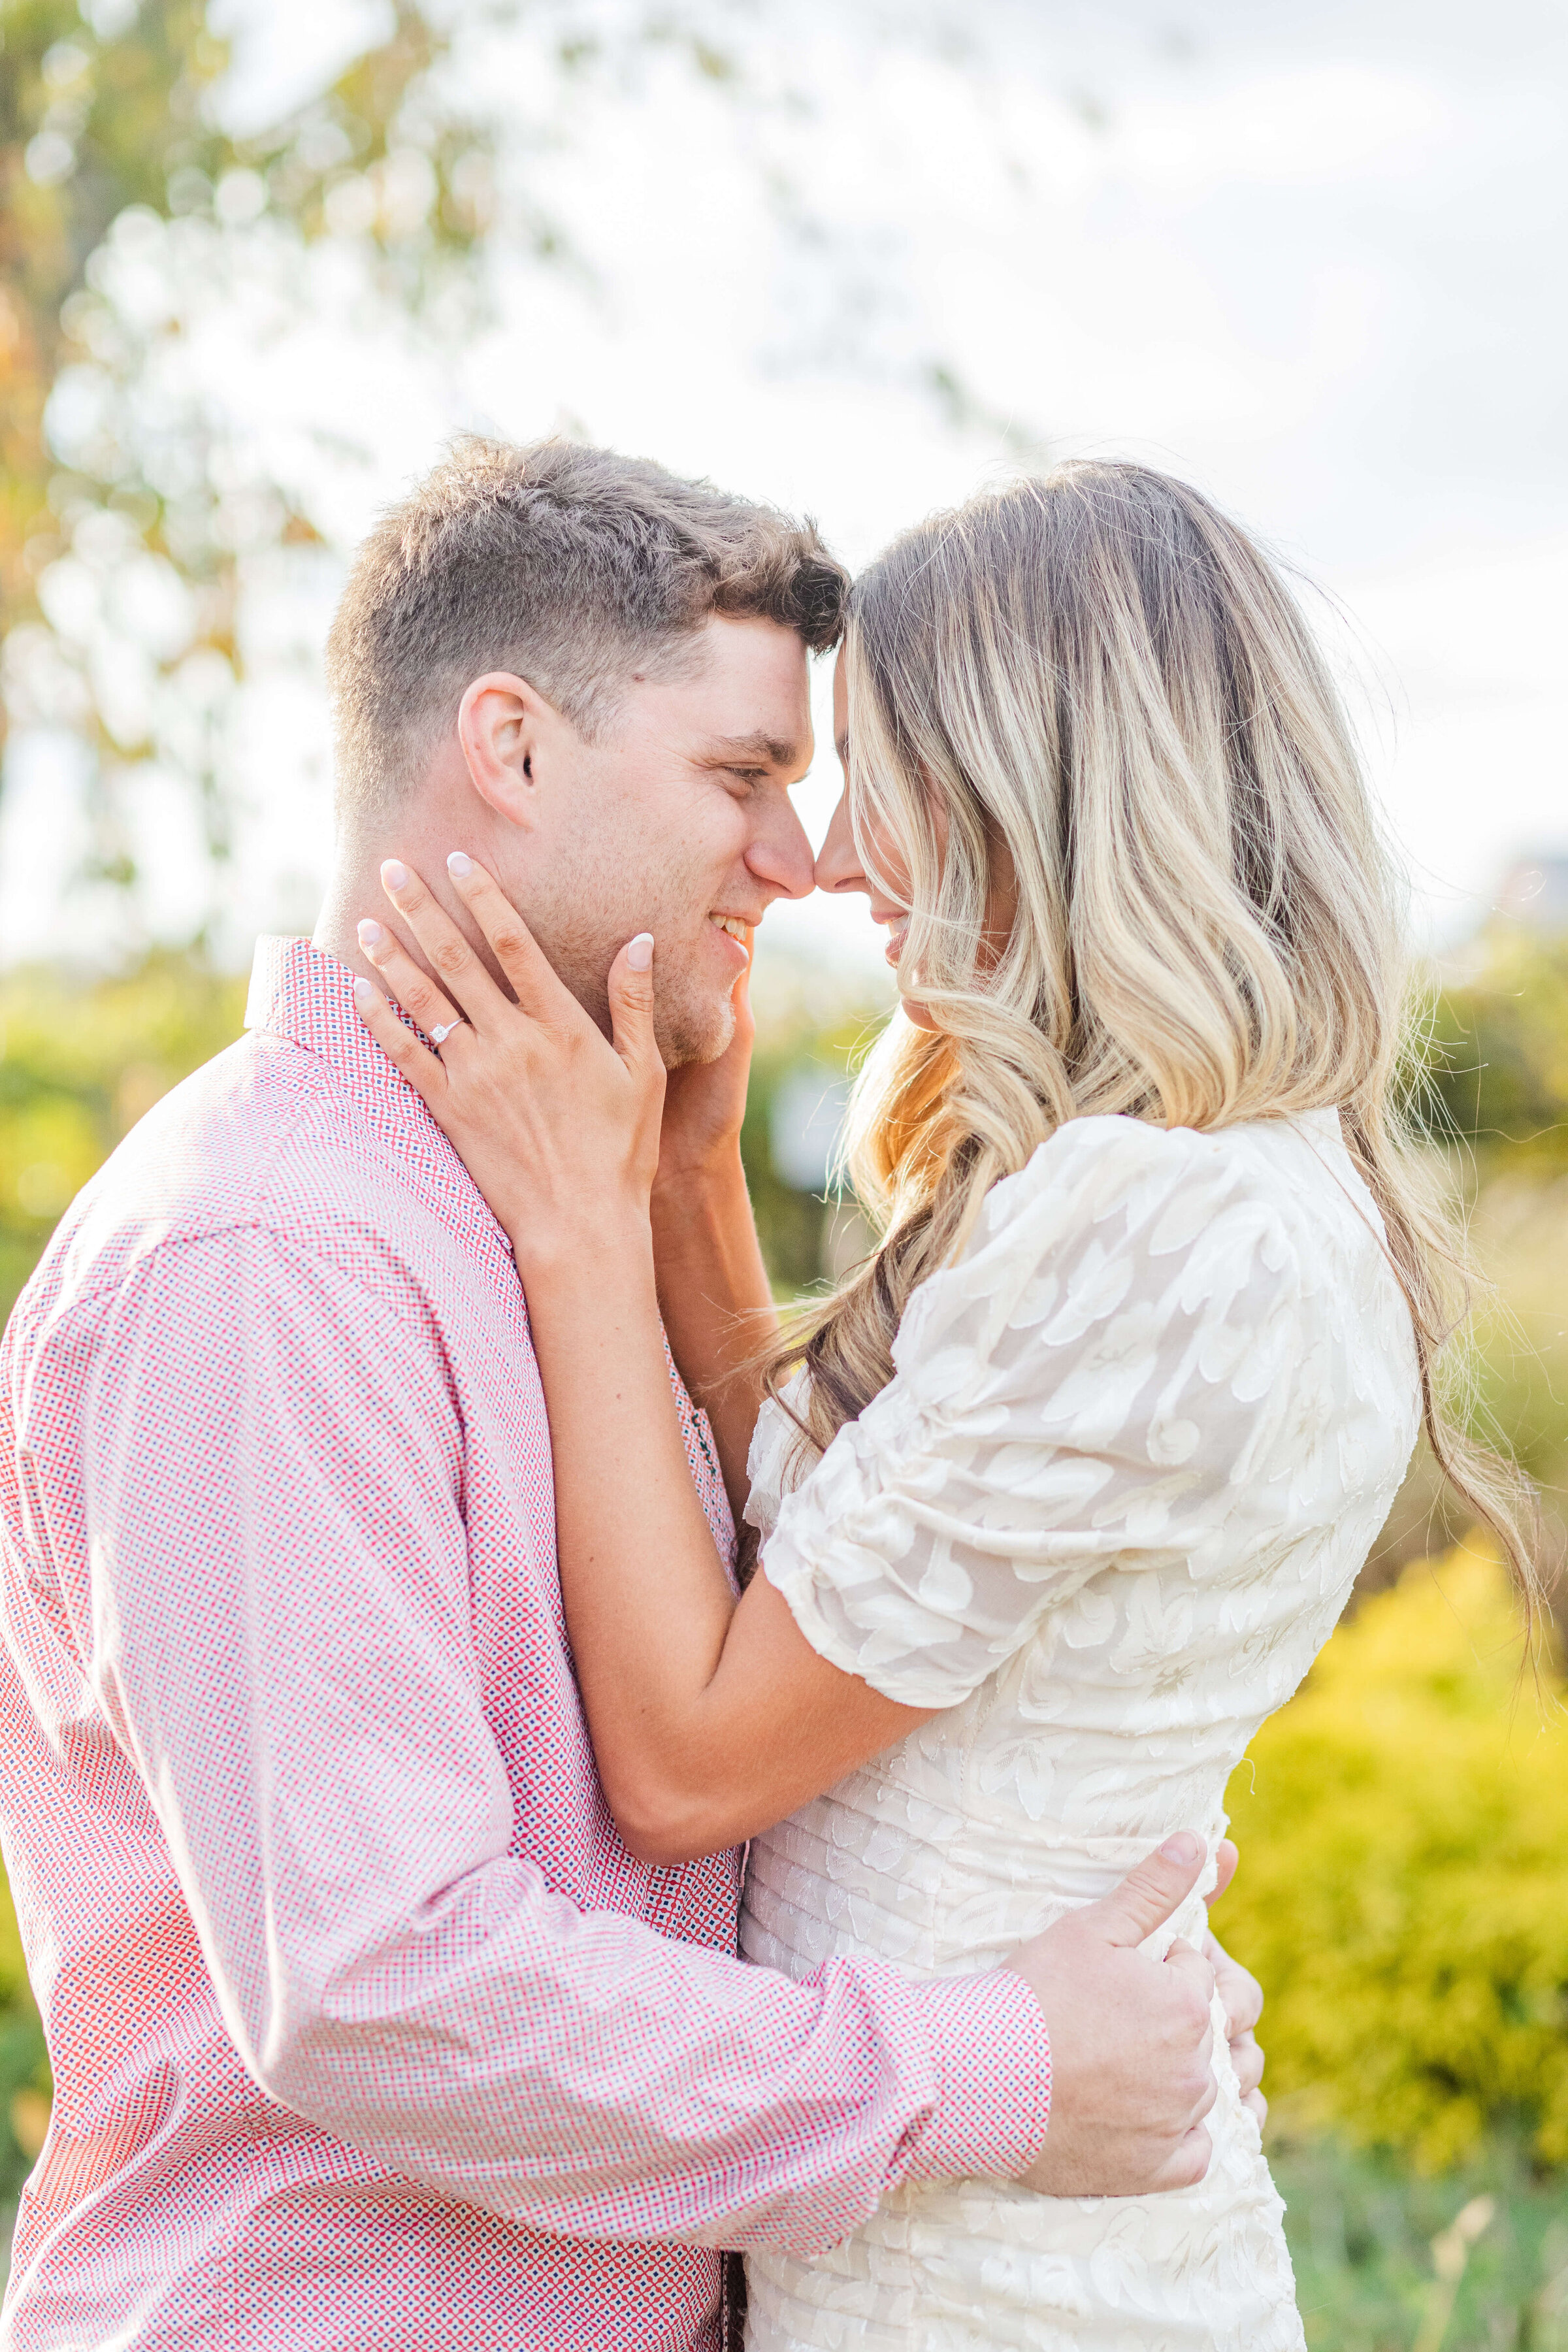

left=382, top=859, right=408, bottom=890
left=447, top=850, right=472, bottom=879
left=1160, top=1831, right=1202, bottom=1867
left=353, top=975, right=378, bottom=1007
left=358, top=918, right=384, bottom=950
left=627, top=932, right=654, bottom=972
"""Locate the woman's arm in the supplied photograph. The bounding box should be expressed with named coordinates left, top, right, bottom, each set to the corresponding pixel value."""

left=353, top=859, right=930, bottom=1862
left=651, top=1156, right=776, bottom=1529
left=523, top=1217, right=930, bottom=1859
left=649, top=964, right=779, bottom=1521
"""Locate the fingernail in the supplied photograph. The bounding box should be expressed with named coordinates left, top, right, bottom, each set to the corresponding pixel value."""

left=358, top=918, right=384, bottom=951
left=1160, top=1832, right=1203, bottom=1867
left=447, top=850, right=472, bottom=879
left=353, top=975, right=378, bottom=1007
left=382, top=859, right=408, bottom=890
left=627, top=932, right=654, bottom=972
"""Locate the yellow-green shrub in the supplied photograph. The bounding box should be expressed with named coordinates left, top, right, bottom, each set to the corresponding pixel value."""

left=0, top=951, right=246, bottom=1324
left=1222, top=1545, right=1568, bottom=2170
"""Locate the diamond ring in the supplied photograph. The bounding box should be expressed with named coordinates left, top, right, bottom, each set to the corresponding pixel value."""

left=431, top=1019, right=466, bottom=1045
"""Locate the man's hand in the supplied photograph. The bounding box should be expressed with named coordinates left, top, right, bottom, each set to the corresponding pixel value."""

left=1204, top=1838, right=1266, bottom=2131
left=1008, top=1832, right=1218, bottom=2197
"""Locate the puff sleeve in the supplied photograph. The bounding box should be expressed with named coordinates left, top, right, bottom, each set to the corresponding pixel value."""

left=757, top=1115, right=1309, bottom=1710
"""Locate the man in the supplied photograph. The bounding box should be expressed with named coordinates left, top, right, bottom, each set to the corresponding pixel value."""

left=0, top=440, right=1262, bottom=2349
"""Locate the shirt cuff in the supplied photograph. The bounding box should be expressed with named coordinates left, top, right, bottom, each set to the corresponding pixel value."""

left=902, top=1967, right=1052, bottom=2182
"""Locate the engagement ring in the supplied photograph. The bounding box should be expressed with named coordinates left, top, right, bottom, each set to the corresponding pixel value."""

left=431, top=1019, right=465, bottom=1045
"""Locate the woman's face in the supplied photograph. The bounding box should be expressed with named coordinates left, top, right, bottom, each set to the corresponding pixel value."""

left=813, top=650, right=941, bottom=1031
left=813, top=649, right=1015, bottom=1032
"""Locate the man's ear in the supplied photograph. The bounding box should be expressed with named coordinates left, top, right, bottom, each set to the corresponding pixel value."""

left=457, top=672, right=554, bottom=828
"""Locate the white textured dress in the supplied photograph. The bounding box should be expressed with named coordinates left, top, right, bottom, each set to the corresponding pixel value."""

left=740, top=1109, right=1420, bottom=2352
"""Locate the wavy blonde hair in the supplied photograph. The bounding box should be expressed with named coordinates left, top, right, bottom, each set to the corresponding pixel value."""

left=769, top=463, right=1543, bottom=1614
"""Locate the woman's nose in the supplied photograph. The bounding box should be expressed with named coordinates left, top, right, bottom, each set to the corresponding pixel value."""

left=814, top=789, right=867, bottom=895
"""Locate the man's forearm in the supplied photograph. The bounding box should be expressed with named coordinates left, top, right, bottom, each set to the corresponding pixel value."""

left=651, top=1152, right=778, bottom=1520
left=242, top=1861, right=1050, bottom=2253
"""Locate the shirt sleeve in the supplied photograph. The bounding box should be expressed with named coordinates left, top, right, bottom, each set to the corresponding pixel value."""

left=761, top=1115, right=1307, bottom=1710
left=77, top=1224, right=1047, bottom=2255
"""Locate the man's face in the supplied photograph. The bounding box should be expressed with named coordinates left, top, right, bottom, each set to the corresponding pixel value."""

left=508, top=615, right=817, bottom=1066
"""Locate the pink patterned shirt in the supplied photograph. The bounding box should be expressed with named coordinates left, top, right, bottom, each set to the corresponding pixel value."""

left=0, top=938, right=1050, bottom=2351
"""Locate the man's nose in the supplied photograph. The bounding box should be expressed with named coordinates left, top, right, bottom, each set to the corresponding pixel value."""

left=747, top=791, right=817, bottom=904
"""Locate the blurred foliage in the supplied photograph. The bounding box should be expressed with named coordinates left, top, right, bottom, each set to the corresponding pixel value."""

left=1356, top=929, right=1568, bottom=1597
left=0, top=1867, right=48, bottom=2205
left=1363, top=1179, right=1568, bottom=1609
left=1422, top=934, right=1568, bottom=1164
left=742, top=972, right=886, bottom=1298
left=1237, top=1537, right=1568, bottom=2340
left=0, top=945, right=244, bottom=1322
left=0, top=0, right=495, bottom=873
left=1273, top=2131, right=1568, bottom=2352
left=0, top=0, right=1047, bottom=915
left=1462, top=1172, right=1568, bottom=1526
left=1224, top=1544, right=1568, bottom=2174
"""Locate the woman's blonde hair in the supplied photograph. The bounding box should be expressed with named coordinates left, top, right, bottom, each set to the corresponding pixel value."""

left=769, top=462, right=1543, bottom=1614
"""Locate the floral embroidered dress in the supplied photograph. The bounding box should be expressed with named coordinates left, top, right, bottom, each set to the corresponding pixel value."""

left=740, top=1109, right=1420, bottom=2352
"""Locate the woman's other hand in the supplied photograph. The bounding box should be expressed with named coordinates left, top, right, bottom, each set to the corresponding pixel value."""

left=648, top=934, right=778, bottom=1522
left=655, top=934, right=754, bottom=1197
left=1203, top=1837, right=1267, bottom=2131
left=352, top=853, right=664, bottom=1276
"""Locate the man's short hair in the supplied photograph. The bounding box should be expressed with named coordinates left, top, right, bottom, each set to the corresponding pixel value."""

left=325, top=436, right=850, bottom=817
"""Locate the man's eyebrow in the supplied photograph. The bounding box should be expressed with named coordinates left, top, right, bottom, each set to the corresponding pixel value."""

left=700, top=730, right=808, bottom=768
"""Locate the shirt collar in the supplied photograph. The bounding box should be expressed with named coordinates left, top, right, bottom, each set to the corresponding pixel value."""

left=245, top=936, right=417, bottom=1128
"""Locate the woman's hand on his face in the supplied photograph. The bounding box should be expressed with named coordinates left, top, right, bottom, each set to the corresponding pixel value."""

left=352, top=853, right=666, bottom=1277
left=655, top=936, right=755, bottom=1199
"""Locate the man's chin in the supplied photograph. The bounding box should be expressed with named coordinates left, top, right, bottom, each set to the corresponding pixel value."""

left=655, top=987, right=736, bottom=1071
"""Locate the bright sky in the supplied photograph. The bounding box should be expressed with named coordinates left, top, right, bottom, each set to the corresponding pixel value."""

left=3, top=0, right=1564, bottom=979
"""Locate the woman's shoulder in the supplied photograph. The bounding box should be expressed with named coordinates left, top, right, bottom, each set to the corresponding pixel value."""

left=890, top=1111, right=1351, bottom=1382
left=970, top=1107, right=1318, bottom=1257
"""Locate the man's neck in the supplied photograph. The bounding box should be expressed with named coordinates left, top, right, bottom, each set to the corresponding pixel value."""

left=312, top=843, right=392, bottom=983
left=312, top=831, right=508, bottom=998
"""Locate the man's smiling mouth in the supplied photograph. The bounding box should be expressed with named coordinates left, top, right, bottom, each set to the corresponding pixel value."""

left=710, top=915, right=751, bottom=943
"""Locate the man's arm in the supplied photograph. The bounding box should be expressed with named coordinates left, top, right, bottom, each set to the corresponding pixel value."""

left=79, top=1222, right=1226, bottom=2238
left=79, top=1223, right=1051, bottom=2253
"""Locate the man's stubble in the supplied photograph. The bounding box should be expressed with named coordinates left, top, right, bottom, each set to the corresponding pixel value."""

left=532, top=883, right=735, bottom=1073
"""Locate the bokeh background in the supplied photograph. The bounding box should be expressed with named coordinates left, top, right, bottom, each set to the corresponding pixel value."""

left=3, top=2, right=1568, bottom=2342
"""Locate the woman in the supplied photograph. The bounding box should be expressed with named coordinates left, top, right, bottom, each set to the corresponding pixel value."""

left=353, top=464, right=1538, bottom=2349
